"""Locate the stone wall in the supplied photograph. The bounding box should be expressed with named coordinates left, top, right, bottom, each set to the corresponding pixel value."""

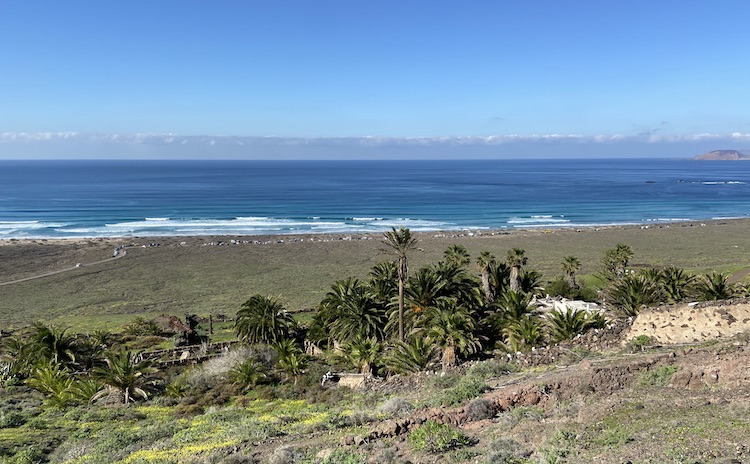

left=624, top=298, right=750, bottom=344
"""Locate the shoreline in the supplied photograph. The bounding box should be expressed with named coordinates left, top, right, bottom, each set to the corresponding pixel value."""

left=0, top=217, right=744, bottom=247
left=2, top=216, right=750, bottom=328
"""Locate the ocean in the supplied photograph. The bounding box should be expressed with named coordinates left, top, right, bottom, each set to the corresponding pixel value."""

left=1, top=158, right=749, bottom=238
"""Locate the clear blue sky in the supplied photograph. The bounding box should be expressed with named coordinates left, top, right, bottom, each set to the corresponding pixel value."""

left=2, top=1, right=750, bottom=158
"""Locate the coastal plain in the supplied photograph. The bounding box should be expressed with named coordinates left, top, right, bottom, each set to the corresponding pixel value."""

left=2, top=219, right=750, bottom=329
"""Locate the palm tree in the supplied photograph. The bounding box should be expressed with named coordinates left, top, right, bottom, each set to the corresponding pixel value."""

left=230, top=358, right=267, bottom=391
left=26, top=362, right=74, bottom=407
left=477, top=252, right=496, bottom=305
left=317, top=277, right=386, bottom=342
left=506, top=248, right=528, bottom=292
left=561, top=256, right=581, bottom=289
left=92, top=350, right=157, bottom=404
left=546, top=307, right=592, bottom=342
left=340, top=338, right=382, bottom=375
left=490, top=261, right=511, bottom=299
left=383, top=227, right=418, bottom=342
left=602, top=243, right=633, bottom=279
left=502, top=316, right=545, bottom=353
left=277, top=352, right=308, bottom=386
left=368, top=260, right=398, bottom=306
left=383, top=336, right=439, bottom=375
left=519, top=269, right=545, bottom=296
left=402, top=266, right=447, bottom=319
left=30, top=323, right=78, bottom=366
left=235, top=294, right=296, bottom=345
left=658, top=266, right=696, bottom=303
left=422, top=299, right=481, bottom=371
left=443, top=245, right=470, bottom=268
left=694, top=272, right=745, bottom=301
left=497, top=290, right=537, bottom=323
left=605, top=274, right=662, bottom=317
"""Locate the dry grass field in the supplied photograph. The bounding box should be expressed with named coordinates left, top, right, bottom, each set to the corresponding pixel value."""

left=2, top=219, right=750, bottom=330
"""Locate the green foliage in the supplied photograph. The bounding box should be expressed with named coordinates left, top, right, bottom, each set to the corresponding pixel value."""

left=506, top=248, right=527, bottom=293
left=600, top=243, right=633, bottom=280
left=546, top=308, right=601, bottom=342
left=444, top=244, right=471, bottom=268
left=382, top=226, right=418, bottom=342
left=383, top=336, right=439, bottom=375
left=658, top=265, right=697, bottom=303
left=432, top=374, right=488, bottom=407
left=637, top=365, right=678, bottom=386
left=466, top=359, right=518, bottom=379
left=628, top=335, right=651, bottom=352
left=229, top=359, right=266, bottom=390
left=318, top=278, right=386, bottom=342
left=606, top=273, right=662, bottom=316
left=322, top=448, right=367, bottom=464
left=694, top=271, right=746, bottom=301
left=235, top=294, right=296, bottom=345
left=407, top=420, right=471, bottom=452
left=92, top=350, right=158, bottom=404
left=123, top=316, right=162, bottom=337
left=545, top=277, right=598, bottom=301
left=537, top=428, right=577, bottom=463
left=30, top=322, right=79, bottom=366
left=502, top=316, right=545, bottom=353
left=339, top=337, right=382, bottom=375
left=561, top=255, right=581, bottom=288
left=423, top=298, right=481, bottom=370
left=3, top=448, right=44, bottom=464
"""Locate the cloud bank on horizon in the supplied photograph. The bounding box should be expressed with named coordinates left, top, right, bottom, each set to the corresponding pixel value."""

left=2, top=131, right=749, bottom=159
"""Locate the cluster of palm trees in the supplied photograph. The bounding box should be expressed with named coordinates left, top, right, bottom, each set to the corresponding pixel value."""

left=604, top=265, right=747, bottom=316
left=0, top=322, right=158, bottom=406
left=236, top=227, right=610, bottom=374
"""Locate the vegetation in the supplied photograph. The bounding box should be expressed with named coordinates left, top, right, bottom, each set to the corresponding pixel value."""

left=3, top=226, right=750, bottom=462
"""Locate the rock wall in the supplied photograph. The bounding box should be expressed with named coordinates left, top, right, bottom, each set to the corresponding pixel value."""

left=625, top=299, right=750, bottom=344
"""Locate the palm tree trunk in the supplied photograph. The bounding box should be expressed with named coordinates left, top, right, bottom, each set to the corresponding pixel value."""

left=510, top=267, right=520, bottom=292
left=481, top=271, right=493, bottom=304
left=441, top=345, right=457, bottom=371
left=398, top=255, right=407, bottom=342
left=398, top=279, right=405, bottom=342
left=566, top=272, right=576, bottom=289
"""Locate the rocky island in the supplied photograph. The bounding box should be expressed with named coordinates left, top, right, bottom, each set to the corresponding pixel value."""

left=693, top=149, right=750, bottom=160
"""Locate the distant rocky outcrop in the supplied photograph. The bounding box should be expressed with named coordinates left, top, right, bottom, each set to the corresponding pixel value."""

left=693, top=149, right=750, bottom=160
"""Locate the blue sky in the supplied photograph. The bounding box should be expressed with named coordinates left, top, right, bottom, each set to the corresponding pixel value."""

left=2, top=1, right=750, bottom=159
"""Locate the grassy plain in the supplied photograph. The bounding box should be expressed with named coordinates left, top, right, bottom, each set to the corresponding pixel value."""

left=2, top=219, right=750, bottom=330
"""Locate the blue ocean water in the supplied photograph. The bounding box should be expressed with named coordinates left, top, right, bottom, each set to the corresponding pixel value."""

left=1, top=159, right=749, bottom=238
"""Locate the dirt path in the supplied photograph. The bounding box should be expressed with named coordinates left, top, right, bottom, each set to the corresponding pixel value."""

left=0, top=252, right=125, bottom=286
left=730, top=266, right=750, bottom=283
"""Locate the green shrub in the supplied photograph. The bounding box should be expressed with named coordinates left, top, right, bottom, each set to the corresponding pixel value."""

left=628, top=335, right=651, bottom=352
left=407, top=420, right=471, bottom=453
left=322, top=448, right=367, bottom=464
left=545, top=277, right=597, bottom=301
left=637, top=365, right=678, bottom=386
left=0, top=410, right=25, bottom=428
left=466, top=359, right=517, bottom=379
left=432, top=375, right=488, bottom=407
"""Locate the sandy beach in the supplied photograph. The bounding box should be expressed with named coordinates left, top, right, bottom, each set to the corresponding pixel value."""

left=2, top=219, right=750, bottom=329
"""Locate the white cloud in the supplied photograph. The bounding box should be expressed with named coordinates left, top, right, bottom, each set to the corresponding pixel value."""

left=2, top=131, right=748, bottom=159
left=3, top=131, right=750, bottom=147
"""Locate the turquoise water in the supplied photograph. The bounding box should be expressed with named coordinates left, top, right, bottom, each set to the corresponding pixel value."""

left=1, top=159, right=749, bottom=238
